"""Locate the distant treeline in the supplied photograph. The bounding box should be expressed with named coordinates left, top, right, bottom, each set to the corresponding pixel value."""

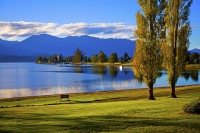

left=186, top=52, right=200, bottom=64
left=36, top=48, right=132, bottom=64
left=36, top=48, right=200, bottom=65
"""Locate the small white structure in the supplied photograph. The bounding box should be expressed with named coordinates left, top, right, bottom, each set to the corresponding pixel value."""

left=119, top=66, right=123, bottom=71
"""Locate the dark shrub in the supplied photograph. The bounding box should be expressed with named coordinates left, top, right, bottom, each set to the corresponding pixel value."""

left=182, top=97, right=200, bottom=114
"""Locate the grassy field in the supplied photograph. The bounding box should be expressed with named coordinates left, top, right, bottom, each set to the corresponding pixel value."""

left=186, top=64, right=200, bottom=69
left=87, top=62, right=200, bottom=69
left=0, top=86, right=200, bottom=133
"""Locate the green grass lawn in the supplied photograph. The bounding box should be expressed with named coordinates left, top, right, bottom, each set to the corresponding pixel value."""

left=0, top=86, right=200, bottom=133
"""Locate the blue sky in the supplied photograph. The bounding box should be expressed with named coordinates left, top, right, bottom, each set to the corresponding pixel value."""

left=0, top=0, right=199, bottom=49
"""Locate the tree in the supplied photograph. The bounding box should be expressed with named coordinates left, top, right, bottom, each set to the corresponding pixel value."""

left=65, top=56, right=73, bottom=62
left=91, top=54, right=99, bottom=64
left=73, top=48, right=84, bottom=63
left=41, top=56, right=48, bottom=63
left=48, top=54, right=58, bottom=63
left=133, top=0, right=165, bottom=100
left=83, top=56, right=91, bottom=63
left=124, top=52, right=131, bottom=62
left=36, top=57, right=42, bottom=64
left=57, top=54, right=63, bottom=62
left=185, top=52, right=191, bottom=64
left=162, top=0, right=192, bottom=98
left=53, top=54, right=58, bottom=63
left=98, top=51, right=107, bottom=64
left=108, top=52, right=118, bottom=64
left=190, top=52, right=199, bottom=64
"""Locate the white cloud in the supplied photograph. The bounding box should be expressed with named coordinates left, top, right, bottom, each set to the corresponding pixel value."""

left=0, top=21, right=58, bottom=41
left=0, top=21, right=137, bottom=41
left=191, top=24, right=200, bottom=30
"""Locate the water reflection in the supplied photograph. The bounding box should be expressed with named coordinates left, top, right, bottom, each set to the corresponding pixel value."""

left=0, top=63, right=199, bottom=99
left=109, top=66, right=118, bottom=78
left=91, top=65, right=107, bottom=75
left=181, top=70, right=199, bottom=82
left=0, top=86, right=86, bottom=99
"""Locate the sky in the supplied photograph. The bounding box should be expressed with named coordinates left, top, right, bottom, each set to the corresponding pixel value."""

left=0, top=0, right=199, bottom=49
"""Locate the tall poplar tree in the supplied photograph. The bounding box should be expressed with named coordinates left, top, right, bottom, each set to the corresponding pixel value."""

left=133, top=0, right=165, bottom=100
left=162, top=0, right=192, bottom=98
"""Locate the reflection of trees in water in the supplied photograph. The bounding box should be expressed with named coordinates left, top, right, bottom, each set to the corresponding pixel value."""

left=157, top=72, right=163, bottom=78
left=181, top=70, right=199, bottom=81
left=92, top=65, right=107, bottom=75
left=133, top=68, right=199, bottom=83
left=123, top=67, right=131, bottom=75
left=190, top=70, right=199, bottom=81
left=73, top=65, right=91, bottom=73
left=181, top=72, right=190, bottom=81
left=109, top=66, right=118, bottom=78
left=124, top=70, right=129, bottom=75
left=74, top=65, right=83, bottom=73
left=132, top=67, right=163, bottom=84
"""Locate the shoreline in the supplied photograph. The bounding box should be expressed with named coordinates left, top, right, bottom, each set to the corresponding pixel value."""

left=38, top=62, right=200, bottom=68
left=1, top=84, right=200, bottom=102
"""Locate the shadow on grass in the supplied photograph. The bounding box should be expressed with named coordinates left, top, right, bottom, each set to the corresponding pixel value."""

left=0, top=97, right=139, bottom=108
left=1, top=113, right=200, bottom=132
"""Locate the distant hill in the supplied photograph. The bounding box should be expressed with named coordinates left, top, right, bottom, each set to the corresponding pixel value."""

left=188, top=48, right=200, bottom=54
left=0, top=34, right=136, bottom=59
left=0, top=55, right=36, bottom=62
left=1, top=34, right=199, bottom=62
left=0, top=38, right=19, bottom=46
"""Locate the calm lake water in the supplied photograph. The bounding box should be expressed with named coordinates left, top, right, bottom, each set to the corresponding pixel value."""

left=0, top=62, right=199, bottom=98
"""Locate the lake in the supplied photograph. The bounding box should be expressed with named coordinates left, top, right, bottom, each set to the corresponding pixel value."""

left=0, top=62, right=199, bottom=98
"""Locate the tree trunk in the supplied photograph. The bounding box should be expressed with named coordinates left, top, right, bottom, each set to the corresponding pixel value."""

left=170, top=61, right=177, bottom=98
left=170, top=81, right=177, bottom=98
left=148, top=83, right=155, bottom=100
left=170, top=1, right=179, bottom=99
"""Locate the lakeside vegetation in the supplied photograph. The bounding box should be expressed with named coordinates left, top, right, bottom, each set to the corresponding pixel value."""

left=36, top=48, right=200, bottom=66
left=0, top=85, right=200, bottom=132
left=36, top=48, right=132, bottom=64
left=186, top=64, right=200, bottom=69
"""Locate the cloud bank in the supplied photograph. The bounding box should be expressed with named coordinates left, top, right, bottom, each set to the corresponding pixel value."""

left=0, top=21, right=137, bottom=41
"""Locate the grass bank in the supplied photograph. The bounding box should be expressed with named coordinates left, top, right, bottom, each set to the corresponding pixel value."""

left=87, top=62, right=200, bottom=69
left=86, top=62, right=133, bottom=66
left=186, top=64, right=200, bottom=70
left=0, top=85, right=200, bottom=133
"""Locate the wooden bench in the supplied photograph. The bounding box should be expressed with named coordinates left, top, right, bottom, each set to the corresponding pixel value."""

left=60, top=94, right=69, bottom=101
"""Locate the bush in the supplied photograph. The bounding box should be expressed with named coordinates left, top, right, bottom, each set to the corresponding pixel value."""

left=182, top=97, right=200, bottom=114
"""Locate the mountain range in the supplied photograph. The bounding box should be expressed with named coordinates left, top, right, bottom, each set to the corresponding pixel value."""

left=0, top=34, right=199, bottom=62
left=0, top=34, right=136, bottom=62
left=188, top=48, right=200, bottom=54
